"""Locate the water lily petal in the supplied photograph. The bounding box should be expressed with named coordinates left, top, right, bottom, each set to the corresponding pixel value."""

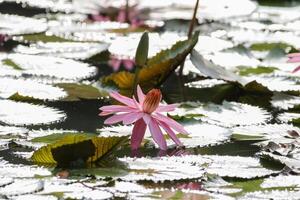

left=99, top=105, right=135, bottom=113
left=110, top=92, right=136, bottom=108
left=158, top=120, right=183, bottom=146
left=123, top=112, right=144, bottom=125
left=288, top=57, right=300, bottom=63
left=288, top=53, right=300, bottom=58
left=149, top=118, right=167, bottom=150
left=99, top=111, right=113, bottom=116
left=104, top=113, right=130, bottom=124
left=123, top=59, right=134, bottom=70
left=109, top=58, right=122, bottom=71
left=142, top=114, right=152, bottom=125
left=156, top=104, right=178, bottom=112
left=131, top=119, right=147, bottom=150
left=154, top=113, right=188, bottom=134
left=292, top=65, right=300, bottom=73
left=137, top=85, right=145, bottom=104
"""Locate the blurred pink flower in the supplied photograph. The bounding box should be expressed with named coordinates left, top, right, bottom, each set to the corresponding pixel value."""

left=287, top=53, right=300, bottom=73
left=177, top=182, right=203, bottom=190
left=99, top=86, right=188, bottom=150
left=91, top=7, right=144, bottom=28
left=109, top=57, right=135, bottom=71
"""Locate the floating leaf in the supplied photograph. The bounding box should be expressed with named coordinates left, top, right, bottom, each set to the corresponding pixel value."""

left=31, top=134, right=127, bottom=165
left=271, top=93, right=300, bottom=110
left=0, top=162, right=51, bottom=178
left=14, top=42, right=109, bottom=60
left=170, top=123, right=231, bottom=148
left=190, top=50, right=249, bottom=86
left=3, top=54, right=97, bottom=81
left=204, top=155, right=279, bottom=179
left=0, top=177, right=13, bottom=187
left=0, top=78, right=67, bottom=101
left=0, top=179, right=44, bottom=196
left=118, top=156, right=208, bottom=182
left=63, top=190, right=113, bottom=200
left=260, top=152, right=300, bottom=172
left=261, top=175, right=300, bottom=188
left=0, top=125, right=28, bottom=137
left=13, top=195, right=58, bottom=200
left=238, top=66, right=277, bottom=76
left=185, top=79, right=227, bottom=89
left=56, top=83, right=109, bottom=101
left=47, top=21, right=128, bottom=42
left=170, top=101, right=270, bottom=127
left=103, top=31, right=199, bottom=89
left=0, top=100, right=65, bottom=126
left=277, top=112, right=300, bottom=123
left=0, top=14, right=47, bottom=35
left=241, top=190, right=300, bottom=200
left=145, top=0, right=256, bottom=21
left=232, top=124, right=300, bottom=142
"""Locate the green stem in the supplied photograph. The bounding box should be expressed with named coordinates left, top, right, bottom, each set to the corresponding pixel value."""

left=179, top=0, right=200, bottom=75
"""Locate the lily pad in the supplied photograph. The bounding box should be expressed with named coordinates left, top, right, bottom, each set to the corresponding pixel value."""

left=14, top=42, right=109, bottom=60
left=118, top=156, right=208, bottom=182
left=170, top=101, right=270, bottom=127
left=2, top=54, right=97, bottom=81
left=0, top=14, right=47, bottom=35
left=0, top=77, right=67, bottom=101
left=31, top=134, right=127, bottom=166
left=241, top=190, right=300, bottom=200
left=261, top=175, right=300, bottom=188
left=56, top=83, right=109, bottom=101
left=204, top=155, right=279, bottom=179
left=0, top=100, right=65, bottom=126
left=0, top=179, right=44, bottom=196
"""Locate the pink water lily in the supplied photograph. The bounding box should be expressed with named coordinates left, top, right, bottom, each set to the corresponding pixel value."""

left=287, top=53, right=300, bottom=73
left=99, top=86, right=188, bottom=150
left=109, top=56, right=135, bottom=71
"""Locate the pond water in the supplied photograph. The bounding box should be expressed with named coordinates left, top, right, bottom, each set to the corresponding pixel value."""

left=0, top=0, right=300, bottom=199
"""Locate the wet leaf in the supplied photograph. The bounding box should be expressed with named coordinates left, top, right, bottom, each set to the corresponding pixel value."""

left=190, top=50, right=249, bottom=86
left=118, top=156, right=208, bottom=182
left=204, top=155, right=279, bottom=179
left=0, top=179, right=44, bottom=196
left=271, top=93, right=300, bottom=110
left=232, top=124, right=300, bottom=142
left=238, top=66, right=277, bottom=76
left=0, top=161, right=51, bottom=178
left=103, top=31, right=199, bottom=89
left=261, top=175, right=300, bottom=188
left=0, top=14, right=47, bottom=35
left=0, top=100, right=65, bottom=126
left=170, top=101, right=270, bottom=127
left=2, top=54, right=97, bottom=81
left=56, top=83, right=109, bottom=101
left=172, top=123, right=231, bottom=148
left=14, top=42, right=109, bottom=60
left=0, top=78, right=67, bottom=101
left=31, top=134, right=127, bottom=166
left=241, top=190, right=300, bottom=200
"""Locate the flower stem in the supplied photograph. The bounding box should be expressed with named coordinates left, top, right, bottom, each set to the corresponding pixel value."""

left=178, top=0, right=200, bottom=75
